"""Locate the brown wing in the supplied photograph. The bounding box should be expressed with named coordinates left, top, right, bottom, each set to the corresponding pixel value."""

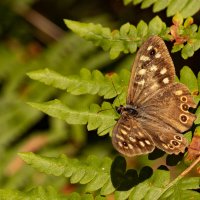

left=127, top=36, right=175, bottom=106
left=112, top=114, right=155, bottom=157
left=138, top=82, right=196, bottom=154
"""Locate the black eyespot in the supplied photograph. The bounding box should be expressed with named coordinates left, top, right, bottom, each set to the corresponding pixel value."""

left=149, top=48, right=156, bottom=56
left=181, top=96, right=187, bottom=102
left=175, top=135, right=181, bottom=141
left=182, top=104, right=188, bottom=111
left=122, top=142, right=128, bottom=147
left=172, top=140, right=179, bottom=146
left=181, top=115, right=187, bottom=122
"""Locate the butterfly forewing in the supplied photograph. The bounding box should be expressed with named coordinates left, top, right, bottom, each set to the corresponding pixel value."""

left=112, top=35, right=196, bottom=157
left=127, top=36, right=175, bottom=106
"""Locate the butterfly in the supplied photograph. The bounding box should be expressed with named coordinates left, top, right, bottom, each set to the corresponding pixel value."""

left=112, top=36, right=196, bottom=157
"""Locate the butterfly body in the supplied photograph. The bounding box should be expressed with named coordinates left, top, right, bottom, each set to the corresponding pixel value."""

left=112, top=36, right=196, bottom=157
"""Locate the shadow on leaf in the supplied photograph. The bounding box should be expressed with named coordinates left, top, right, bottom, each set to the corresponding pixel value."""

left=111, top=156, right=153, bottom=191
left=148, top=148, right=165, bottom=160
left=166, top=153, right=184, bottom=166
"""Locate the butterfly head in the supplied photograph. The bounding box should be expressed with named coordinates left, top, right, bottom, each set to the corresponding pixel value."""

left=115, top=105, right=138, bottom=117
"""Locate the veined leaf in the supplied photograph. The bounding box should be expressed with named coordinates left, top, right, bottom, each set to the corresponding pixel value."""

left=27, top=68, right=130, bottom=99
left=64, top=17, right=167, bottom=59
left=180, top=66, right=198, bottom=95
left=28, top=100, right=117, bottom=136
left=0, top=187, right=106, bottom=200
left=123, top=0, right=200, bottom=18
left=19, top=153, right=115, bottom=195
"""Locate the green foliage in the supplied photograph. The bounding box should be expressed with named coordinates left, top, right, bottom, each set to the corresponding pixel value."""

left=64, top=17, right=168, bottom=59
left=123, top=0, right=200, bottom=18
left=64, top=15, right=200, bottom=60
left=1, top=1, right=200, bottom=199
left=27, top=65, right=200, bottom=130
left=28, top=100, right=117, bottom=136
left=0, top=187, right=105, bottom=200
left=17, top=153, right=200, bottom=200
left=27, top=68, right=130, bottom=99
left=19, top=152, right=114, bottom=195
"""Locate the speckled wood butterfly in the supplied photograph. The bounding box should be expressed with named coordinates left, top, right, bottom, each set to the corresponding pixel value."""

left=112, top=36, right=196, bottom=157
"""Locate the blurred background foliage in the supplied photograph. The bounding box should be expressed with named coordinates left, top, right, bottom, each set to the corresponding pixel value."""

left=0, top=0, right=199, bottom=197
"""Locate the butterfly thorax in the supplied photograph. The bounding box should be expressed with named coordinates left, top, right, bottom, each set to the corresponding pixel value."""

left=116, top=105, right=138, bottom=117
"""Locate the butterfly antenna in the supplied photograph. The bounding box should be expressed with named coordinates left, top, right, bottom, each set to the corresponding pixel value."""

left=110, top=77, right=121, bottom=106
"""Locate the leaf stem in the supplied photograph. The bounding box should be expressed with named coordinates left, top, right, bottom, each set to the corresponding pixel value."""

left=160, top=155, right=200, bottom=198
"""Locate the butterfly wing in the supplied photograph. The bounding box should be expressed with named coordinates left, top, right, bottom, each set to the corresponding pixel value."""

left=138, top=82, right=196, bottom=154
left=127, top=36, right=175, bottom=106
left=112, top=114, right=155, bottom=156
left=112, top=36, right=196, bottom=156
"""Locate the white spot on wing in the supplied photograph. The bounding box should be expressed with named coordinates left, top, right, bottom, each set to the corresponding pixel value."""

left=145, top=140, right=151, bottom=145
left=138, top=69, right=146, bottom=75
left=155, top=52, right=161, bottom=58
left=128, top=144, right=133, bottom=149
left=137, top=79, right=145, bottom=85
left=116, top=134, right=125, bottom=141
left=160, top=68, right=167, bottom=75
left=120, top=129, right=127, bottom=135
left=139, top=141, right=145, bottom=147
left=122, top=125, right=131, bottom=131
left=163, top=77, right=169, bottom=84
left=129, top=137, right=136, bottom=142
left=147, top=46, right=153, bottom=50
left=150, top=64, right=158, bottom=71
left=140, top=55, right=150, bottom=61
left=138, top=132, right=143, bottom=137
left=162, top=143, right=168, bottom=149
left=118, top=142, right=123, bottom=147
left=175, top=90, right=183, bottom=95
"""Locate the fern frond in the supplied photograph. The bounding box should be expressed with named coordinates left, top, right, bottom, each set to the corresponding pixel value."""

left=18, top=153, right=200, bottom=200
left=64, top=16, right=167, bottom=59
left=0, top=187, right=106, bottom=200
left=19, top=152, right=115, bottom=195
left=28, top=100, right=117, bottom=136
left=65, top=16, right=200, bottom=59
left=114, top=170, right=200, bottom=200
left=123, top=0, right=200, bottom=18
left=27, top=68, right=130, bottom=99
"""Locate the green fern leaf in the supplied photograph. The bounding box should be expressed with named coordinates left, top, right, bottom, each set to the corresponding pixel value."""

left=0, top=187, right=106, bottom=200
left=141, top=0, right=157, bottom=9
left=160, top=177, right=200, bottom=199
left=64, top=17, right=167, bottom=59
left=180, top=0, right=200, bottom=18
left=180, top=66, right=198, bottom=93
left=19, top=153, right=200, bottom=199
left=153, top=0, right=170, bottom=13
left=65, top=16, right=200, bottom=59
left=123, top=0, right=200, bottom=18
left=28, top=100, right=117, bottom=136
left=0, top=186, right=65, bottom=200
left=27, top=68, right=130, bottom=99
left=167, top=0, right=189, bottom=17
left=148, top=16, right=166, bottom=35
left=19, top=153, right=115, bottom=195
left=115, top=170, right=200, bottom=200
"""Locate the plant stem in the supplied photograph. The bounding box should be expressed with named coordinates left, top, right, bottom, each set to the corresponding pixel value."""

left=159, top=155, right=200, bottom=198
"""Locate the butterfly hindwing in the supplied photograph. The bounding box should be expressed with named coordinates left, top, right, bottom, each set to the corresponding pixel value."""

left=112, top=116, right=155, bottom=156
left=142, top=82, right=196, bottom=132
